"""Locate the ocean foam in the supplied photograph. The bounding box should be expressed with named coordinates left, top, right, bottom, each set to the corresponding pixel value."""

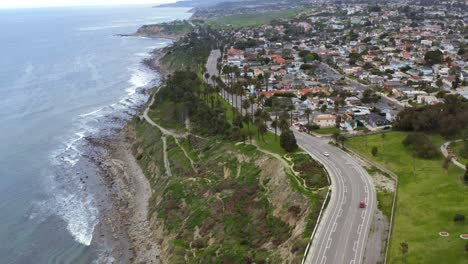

left=126, top=66, right=155, bottom=96
left=43, top=47, right=160, bottom=248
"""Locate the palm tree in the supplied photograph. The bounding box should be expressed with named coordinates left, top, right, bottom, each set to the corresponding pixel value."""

left=332, top=131, right=341, bottom=144
left=242, top=99, right=251, bottom=138
left=338, top=134, right=347, bottom=148
left=264, top=71, right=271, bottom=92
left=248, top=95, right=256, bottom=123
left=363, top=127, right=370, bottom=150
left=271, top=118, right=279, bottom=141
left=381, top=133, right=386, bottom=160
left=304, top=108, right=312, bottom=125
left=279, top=110, right=290, bottom=131
left=255, top=109, right=271, bottom=142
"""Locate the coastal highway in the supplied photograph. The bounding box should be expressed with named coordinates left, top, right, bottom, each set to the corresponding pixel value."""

left=295, top=131, right=376, bottom=264
left=206, top=50, right=377, bottom=263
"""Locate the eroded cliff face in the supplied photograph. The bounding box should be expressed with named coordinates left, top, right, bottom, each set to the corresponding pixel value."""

left=127, top=119, right=325, bottom=263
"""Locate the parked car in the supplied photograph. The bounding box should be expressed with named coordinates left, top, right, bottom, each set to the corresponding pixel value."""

left=323, top=152, right=329, bottom=157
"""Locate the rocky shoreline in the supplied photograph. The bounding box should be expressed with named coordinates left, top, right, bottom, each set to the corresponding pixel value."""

left=92, top=126, right=160, bottom=264
left=89, top=46, right=169, bottom=263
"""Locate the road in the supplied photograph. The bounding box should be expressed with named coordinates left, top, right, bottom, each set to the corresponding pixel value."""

left=207, top=50, right=378, bottom=263
left=295, top=132, right=376, bottom=264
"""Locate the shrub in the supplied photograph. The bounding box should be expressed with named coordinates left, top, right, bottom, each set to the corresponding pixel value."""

left=371, top=146, right=378, bottom=157
left=454, top=214, right=465, bottom=223
left=402, top=134, right=439, bottom=159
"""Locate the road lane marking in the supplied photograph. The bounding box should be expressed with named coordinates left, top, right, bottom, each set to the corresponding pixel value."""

left=353, top=241, right=358, bottom=252
left=338, top=208, right=343, bottom=217
left=344, top=186, right=348, bottom=193
left=321, top=256, right=327, bottom=264
left=326, top=238, right=332, bottom=248
left=361, top=210, right=365, bottom=219
left=332, top=222, right=337, bottom=232
left=357, top=224, right=362, bottom=234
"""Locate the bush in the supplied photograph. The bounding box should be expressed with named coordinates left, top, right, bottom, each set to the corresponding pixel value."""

left=280, top=129, right=298, bottom=152
left=401, top=134, right=439, bottom=159
left=305, top=124, right=320, bottom=131
left=460, top=141, right=468, bottom=159
left=371, top=146, right=378, bottom=157
left=454, top=214, right=465, bottom=223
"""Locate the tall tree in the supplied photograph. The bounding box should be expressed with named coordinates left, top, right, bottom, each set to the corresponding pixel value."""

left=271, top=118, right=279, bottom=141
left=304, top=108, right=312, bottom=125
left=464, top=163, right=468, bottom=183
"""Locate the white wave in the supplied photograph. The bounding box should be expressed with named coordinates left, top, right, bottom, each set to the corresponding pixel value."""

left=134, top=52, right=151, bottom=57
left=79, top=107, right=105, bottom=118
left=126, top=66, right=155, bottom=96
left=41, top=36, right=166, bottom=248
left=56, top=192, right=98, bottom=246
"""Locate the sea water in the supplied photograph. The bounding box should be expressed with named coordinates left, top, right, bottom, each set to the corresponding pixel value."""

left=0, top=5, right=191, bottom=263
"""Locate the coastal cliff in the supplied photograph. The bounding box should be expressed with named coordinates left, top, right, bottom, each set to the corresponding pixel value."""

left=99, top=23, right=327, bottom=263
left=103, top=68, right=328, bottom=263
left=129, top=21, right=193, bottom=40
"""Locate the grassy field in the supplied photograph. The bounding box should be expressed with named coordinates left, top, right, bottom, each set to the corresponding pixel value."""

left=347, top=132, right=468, bottom=264
left=313, top=127, right=340, bottom=135
left=206, top=9, right=300, bottom=29
left=450, top=141, right=468, bottom=166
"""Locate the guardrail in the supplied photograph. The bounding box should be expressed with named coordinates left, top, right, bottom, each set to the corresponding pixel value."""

left=299, top=142, right=334, bottom=264
left=344, top=146, right=398, bottom=264
left=301, top=188, right=331, bottom=264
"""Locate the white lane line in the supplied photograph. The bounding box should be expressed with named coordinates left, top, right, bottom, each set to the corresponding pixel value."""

left=332, top=222, right=337, bottom=232
left=353, top=241, right=358, bottom=252
left=357, top=224, right=362, bottom=235
left=321, top=256, right=327, bottom=264
left=350, top=260, right=355, bottom=264
left=361, top=210, right=365, bottom=219
left=338, top=208, right=343, bottom=217
left=365, top=185, right=368, bottom=193
left=344, top=186, right=348, bottom=193
left=326, top=238, right=332, bottom=249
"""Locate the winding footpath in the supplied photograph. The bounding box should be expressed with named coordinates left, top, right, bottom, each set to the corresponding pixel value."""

left=206, top=50, right=378, bottom=263
left=141, top=94, right=197, bottom=176
left=441, top=139, right=466, bottom=171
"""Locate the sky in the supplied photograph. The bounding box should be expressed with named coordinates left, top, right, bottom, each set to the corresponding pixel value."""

left=0, top=0, right=177, bottom=9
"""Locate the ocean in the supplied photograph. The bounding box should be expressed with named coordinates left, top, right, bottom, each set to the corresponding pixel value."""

left=0, top=5, right=191, bottom=263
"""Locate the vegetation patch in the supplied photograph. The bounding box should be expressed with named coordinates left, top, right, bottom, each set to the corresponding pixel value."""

left=347, top=132, right=468, bottom=264
left=205, top=9, right=300, bottom=29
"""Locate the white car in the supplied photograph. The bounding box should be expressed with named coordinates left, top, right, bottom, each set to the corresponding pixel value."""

left=323, top=152, right=329, bottom=157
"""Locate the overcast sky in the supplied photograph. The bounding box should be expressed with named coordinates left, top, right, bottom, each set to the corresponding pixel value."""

left=0, top=0, right=177, bottom=9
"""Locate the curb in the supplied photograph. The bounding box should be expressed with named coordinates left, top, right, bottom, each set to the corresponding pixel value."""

left=344, top=146, right=398, bottom=264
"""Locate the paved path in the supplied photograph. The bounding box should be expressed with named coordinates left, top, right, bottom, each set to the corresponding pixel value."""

left=441, top=139, right=466, bottom=170
left=295, top=132, right=376, bottom=264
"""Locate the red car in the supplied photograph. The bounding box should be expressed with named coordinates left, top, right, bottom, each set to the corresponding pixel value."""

left=359, top=201, right=366, bottom=208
